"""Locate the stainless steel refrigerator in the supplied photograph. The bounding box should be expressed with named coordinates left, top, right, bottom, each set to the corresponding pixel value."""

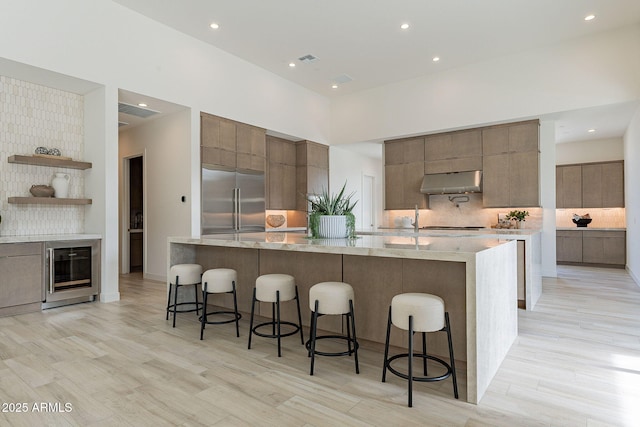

left=201, top=166, right=265, bottom=234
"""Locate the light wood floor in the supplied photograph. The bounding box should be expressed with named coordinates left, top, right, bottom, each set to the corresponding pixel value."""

left=1, top=266, right=639, bottom=426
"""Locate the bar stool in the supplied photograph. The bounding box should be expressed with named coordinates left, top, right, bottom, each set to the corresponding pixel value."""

left=247, top=274, right=304, bottom=357
left=166, top=264, right=203, bottom=328
left=382, top=293, right=458, bottom=407
left=200, top=268, right=242, bottom=340
left=307, top=281, right=359, bottom=376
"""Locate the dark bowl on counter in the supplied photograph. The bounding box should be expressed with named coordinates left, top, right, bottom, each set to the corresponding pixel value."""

left=572, top=218, right=592, bottom=227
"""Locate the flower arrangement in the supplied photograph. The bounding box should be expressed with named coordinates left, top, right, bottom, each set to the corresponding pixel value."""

left=307, top=182, right=357, bottom=239
left=506, top=210, right=529, bottom=222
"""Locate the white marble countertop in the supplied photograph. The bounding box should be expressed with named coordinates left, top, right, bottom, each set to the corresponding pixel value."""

left=358, top=227, right=540, bottom=239
left=0, top=234, right=102, bottom=244
left=171, top=232, right=514, bottom=263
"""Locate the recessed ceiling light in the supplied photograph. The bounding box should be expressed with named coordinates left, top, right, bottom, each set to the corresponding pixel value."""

left=584, top=14, right=596, bottom=21
left=588, top=128, right=596, bottom=133
left=288, top=62, right=296, bottom=68
left=331, top=84, right=338, bottom=89
left=209, top=22, right=219, bottom=29
left=400, top=23, right=409, bottom=30
left=138, top=103, right=147, bottom=107
left=432, top=56, right=440, bottom=62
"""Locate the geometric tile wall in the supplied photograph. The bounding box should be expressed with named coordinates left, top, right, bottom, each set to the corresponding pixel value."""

left=0, top=75, right=85, bottom=236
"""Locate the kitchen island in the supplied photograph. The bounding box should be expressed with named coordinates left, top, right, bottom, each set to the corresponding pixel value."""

left=168, top=232, right=517, bottom=404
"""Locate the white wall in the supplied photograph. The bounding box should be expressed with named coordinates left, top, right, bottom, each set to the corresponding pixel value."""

left=0, top=0, right=331, bottom=296
left=624, top=107, right=640, bottom=285
left=119, top=110, right=192, bottom=281
left=556, top=138, right=624, bottom=165
left=330, top=24, right=640, bottom=144
left=329, top=147, right=383, bottom=230
left=539, top=121, right=557, bottom=277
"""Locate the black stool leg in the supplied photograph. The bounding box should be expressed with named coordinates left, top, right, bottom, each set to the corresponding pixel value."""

left=276, top=290, right=282, bottom=357
left=172, top=277, right=180, bottom=328
left=422, top=332, right=428, bottom=376
left=408, top=314, right=414, bottom=408
left=165, top=282, right=172, bottom=320
left=346, top=312, right=353, bottom=355
left=200, top=284, right=208, bottom=340
left=349, top=299, right=359, bottom=374
left=308, top=309, right=315, bottom=357
left=310, top=300, right=319, bottom=375
left=232, top=281, right=240, bottom=338
left=445, top=312, right=459, bottom=399
left=382, top=305, right=392, bottom=382
left=295, top=286, right=304, bottom=345
left=194, top=282, right=200, bottom=316
left=247, top=288, right=257, bottom=349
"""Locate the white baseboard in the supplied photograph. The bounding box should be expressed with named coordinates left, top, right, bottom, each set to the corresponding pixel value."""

left=144, top=272, right=165, bottom=283
left=99, top=292, right=121, bottom=303
left=627, top=266, right=639, bottom=287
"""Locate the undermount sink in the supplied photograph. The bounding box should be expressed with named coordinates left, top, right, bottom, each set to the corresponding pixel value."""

left=420, top=226, right=485, bottom=230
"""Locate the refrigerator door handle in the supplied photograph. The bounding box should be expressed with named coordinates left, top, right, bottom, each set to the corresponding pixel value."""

left=232, top=188, right=238, bottom=230
left=237, top=187, right=242, bottom=230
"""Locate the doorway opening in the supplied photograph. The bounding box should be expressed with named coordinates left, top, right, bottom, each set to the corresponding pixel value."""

left=128, top=156, right=144, bottom=273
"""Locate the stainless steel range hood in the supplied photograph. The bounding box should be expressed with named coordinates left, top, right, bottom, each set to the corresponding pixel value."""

left=420, top=170, right=482, bottom=194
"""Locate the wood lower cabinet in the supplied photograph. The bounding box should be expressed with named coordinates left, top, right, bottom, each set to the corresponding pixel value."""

left=556, top=231, right=583, bottom=263
left=557, top=230, right=626, bottom=267
left=0, top=243, right=43, bottom=316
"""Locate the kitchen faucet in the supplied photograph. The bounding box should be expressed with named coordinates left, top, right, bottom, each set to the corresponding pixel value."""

left=413, top=204, right=419, bottom=233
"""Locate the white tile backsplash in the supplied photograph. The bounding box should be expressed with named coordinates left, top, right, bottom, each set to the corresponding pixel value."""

left=0, top=75, right=85, bottom=236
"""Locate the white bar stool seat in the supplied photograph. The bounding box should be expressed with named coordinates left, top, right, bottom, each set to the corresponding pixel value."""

left=382, top=292, right=459, bottom=407
left=247, top=274, right=304, bottom=357
left=166, top=264, right=203, bottom=328
left=200, top=268, right=242, bottom=340
left=307, top=281, right=359, bottom=376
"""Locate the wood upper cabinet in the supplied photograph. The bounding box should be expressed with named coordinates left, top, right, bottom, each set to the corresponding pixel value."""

left=266, top=136, right=297, bottom=210
left=582, top=161, right=624, bottom=208
left=200, top=112, right=265, bottom=172
left=557, top=161, right=624, bottom=208
left=296, top=141, right=329, bottom=211
left=424, top=130, right=482, bottom=174
left=482, top=120, right=539, bottom=208
left=384, top=137, right=427, bottom=209
left=556, top=165, right=582, bottom=208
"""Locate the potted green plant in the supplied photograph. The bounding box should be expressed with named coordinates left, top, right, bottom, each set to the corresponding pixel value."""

left=506, top=210, right=529, bottom=228
left=307, top=182, right=357, bottom=239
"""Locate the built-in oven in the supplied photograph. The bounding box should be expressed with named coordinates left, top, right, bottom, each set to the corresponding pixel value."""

left=43, top=239, right=101, bottom=309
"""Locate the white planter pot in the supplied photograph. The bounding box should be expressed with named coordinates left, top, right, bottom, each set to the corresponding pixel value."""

left=317, top=215, right=348, bottom=238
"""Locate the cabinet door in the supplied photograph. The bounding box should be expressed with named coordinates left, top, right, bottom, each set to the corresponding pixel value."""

left=424, top=134, right=451, bottom=161
left=452, top=130, right=482, bottom=157
left=384, top=141, right=404, bottom=165
left=509, top=122, right=539, bottom=152
left=601, top=161, right=624, bottom=207
left=385, top=164, right=404, bottom=209
left=556, top=231, right=582, bottom=263
left=307, top=143, right=329, bottom=169
left=451, top=156, right=483, bottom=172
left=482, top=154, right=510, bottom=207
left=403, top=161, right=428, bottom=209
left=218, top=118, right=237, bottom=152
left=482, top=127, right=509, bottom=155
left=509, top=151, right=539, bottom=207
left=582, top=164, right=603, bottom=208
left=201, top=113, right=220, bottom=148
left=0, top=243, right=43, bottom=308
left=402, top=138, right=425, bottom=163
left=583, top=231, right=626, bottom=265
left=424, top=159, right=452, bottom=174
left=557, top=165, right=582, bottom=208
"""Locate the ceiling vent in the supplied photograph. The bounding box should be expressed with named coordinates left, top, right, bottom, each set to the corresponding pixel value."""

left=298, top=54, right=318, bottom=63
left=118, top=102, right=160, bottom=118
left=332, top=74, right=353, bottom=84
left=118, top=121, right=129, bottom=127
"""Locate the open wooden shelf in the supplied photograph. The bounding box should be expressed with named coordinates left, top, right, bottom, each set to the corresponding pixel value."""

left=8, top=155, right=92, bottom=170
left=8, top=197, right=92, bottom=205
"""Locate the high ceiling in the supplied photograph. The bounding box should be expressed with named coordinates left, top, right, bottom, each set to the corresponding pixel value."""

left=113, top=0, right=640, bottom=144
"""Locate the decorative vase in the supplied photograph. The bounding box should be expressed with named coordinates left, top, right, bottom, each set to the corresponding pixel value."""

left=317, top=215, right=348, bottom=238
left=51, top=172, right=70, bottom=198
left=517, top=220, right=525, bottom=229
